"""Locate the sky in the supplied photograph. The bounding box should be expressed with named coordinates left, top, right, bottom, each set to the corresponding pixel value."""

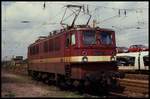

left=1, top=1, right=149, bottom=60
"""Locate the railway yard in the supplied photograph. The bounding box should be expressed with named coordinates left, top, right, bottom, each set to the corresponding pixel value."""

left=1, top=66, right=149, bottom=98
left=2, top=1, right=149, bottom=98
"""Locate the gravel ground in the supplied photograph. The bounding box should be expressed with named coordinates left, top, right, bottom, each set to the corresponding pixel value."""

left=1, top=70, right=83, bottom=98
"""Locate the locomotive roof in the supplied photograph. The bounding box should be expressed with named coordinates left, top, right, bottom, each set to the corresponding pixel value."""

left=29, top=26, right=115, bottom=47
left=70, top=27, right=114, bottom=31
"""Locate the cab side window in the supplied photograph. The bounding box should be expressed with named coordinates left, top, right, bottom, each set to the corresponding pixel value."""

left=71, top=33, right=76, bottom=45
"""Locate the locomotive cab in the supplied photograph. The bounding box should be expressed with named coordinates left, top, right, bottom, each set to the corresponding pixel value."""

left=64, top=25, right=119, bottom=83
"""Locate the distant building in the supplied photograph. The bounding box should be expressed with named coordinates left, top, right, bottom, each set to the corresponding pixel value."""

left=11, top=56, right=23, bottom=66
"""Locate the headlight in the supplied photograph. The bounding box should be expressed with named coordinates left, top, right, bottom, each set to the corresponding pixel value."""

left=82, top=56, right=88, bottom=62
left=111, top=56, right=115, bottom=61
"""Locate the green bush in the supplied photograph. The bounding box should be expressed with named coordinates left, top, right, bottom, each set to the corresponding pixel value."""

left=20, top=63, right=27, bottom=67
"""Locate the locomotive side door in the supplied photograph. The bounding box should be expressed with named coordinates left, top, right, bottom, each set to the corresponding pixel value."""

left=65, top=33, right=71, bottom=59
left=64, top=32, right=72, bottom=79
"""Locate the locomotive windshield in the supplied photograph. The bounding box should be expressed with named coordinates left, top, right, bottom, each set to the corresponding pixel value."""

left=99, top=32, right=113, bottom=45
left=82, top=31, right=96, bottom=44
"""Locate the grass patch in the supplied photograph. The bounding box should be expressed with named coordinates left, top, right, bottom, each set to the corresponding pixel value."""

left=14, top=75, right=28, bottom=82
left=20, top=63, right=27, bottom=67
left=2, top=61, right=12, bottom=67
left=62, top=91, right=84, bottom=98
left=9, top=74, right=31, bottom=84
left=47, top=91, right=85, bottom=98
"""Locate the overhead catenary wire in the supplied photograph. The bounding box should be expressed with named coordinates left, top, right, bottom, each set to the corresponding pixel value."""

left=72, top=2, right=148, bottom=11
left=101, top=10, right=147, bottom=30
left=45, top=2, right=148, bottom=21
left=28, top=2, right=148, bottom=34
left=43, top=2, right=148, bottom=30
left=41, top=2, right=148, bottom=35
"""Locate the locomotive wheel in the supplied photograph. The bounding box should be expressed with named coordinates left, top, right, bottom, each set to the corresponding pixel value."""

left=100, top=81, right=109, bottom=95
left=56, top=75, right=71, bottom=90
left=83, top=80, right=90, bottom=93
left=41, top=73, right=48, bottom=83
left=32, top=71, right=39, bottom=80
left=47, top=78, right=55, bottom=85
left=59, top=82, right=68, bottom=90
left=36, top=72, right=41, bottom=81
left=57, top=79, right=68, bottom=90
left=66, top=79, right=74, bottom=89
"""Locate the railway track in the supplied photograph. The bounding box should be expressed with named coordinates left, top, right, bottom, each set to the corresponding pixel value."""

left=109, top=78, right=149, bottom=98
left=119, top=78, right=148, bottom=92
left=124, top=73, right=149, bottom=80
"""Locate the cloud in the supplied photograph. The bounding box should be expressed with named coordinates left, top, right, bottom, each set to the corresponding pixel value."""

left=2, top=2, right=64, bottom=59
left=116, top=27, right=148, bottom=47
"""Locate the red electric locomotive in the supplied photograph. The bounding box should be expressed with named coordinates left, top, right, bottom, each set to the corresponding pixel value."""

left=27, top=5, right=123, bottom=92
